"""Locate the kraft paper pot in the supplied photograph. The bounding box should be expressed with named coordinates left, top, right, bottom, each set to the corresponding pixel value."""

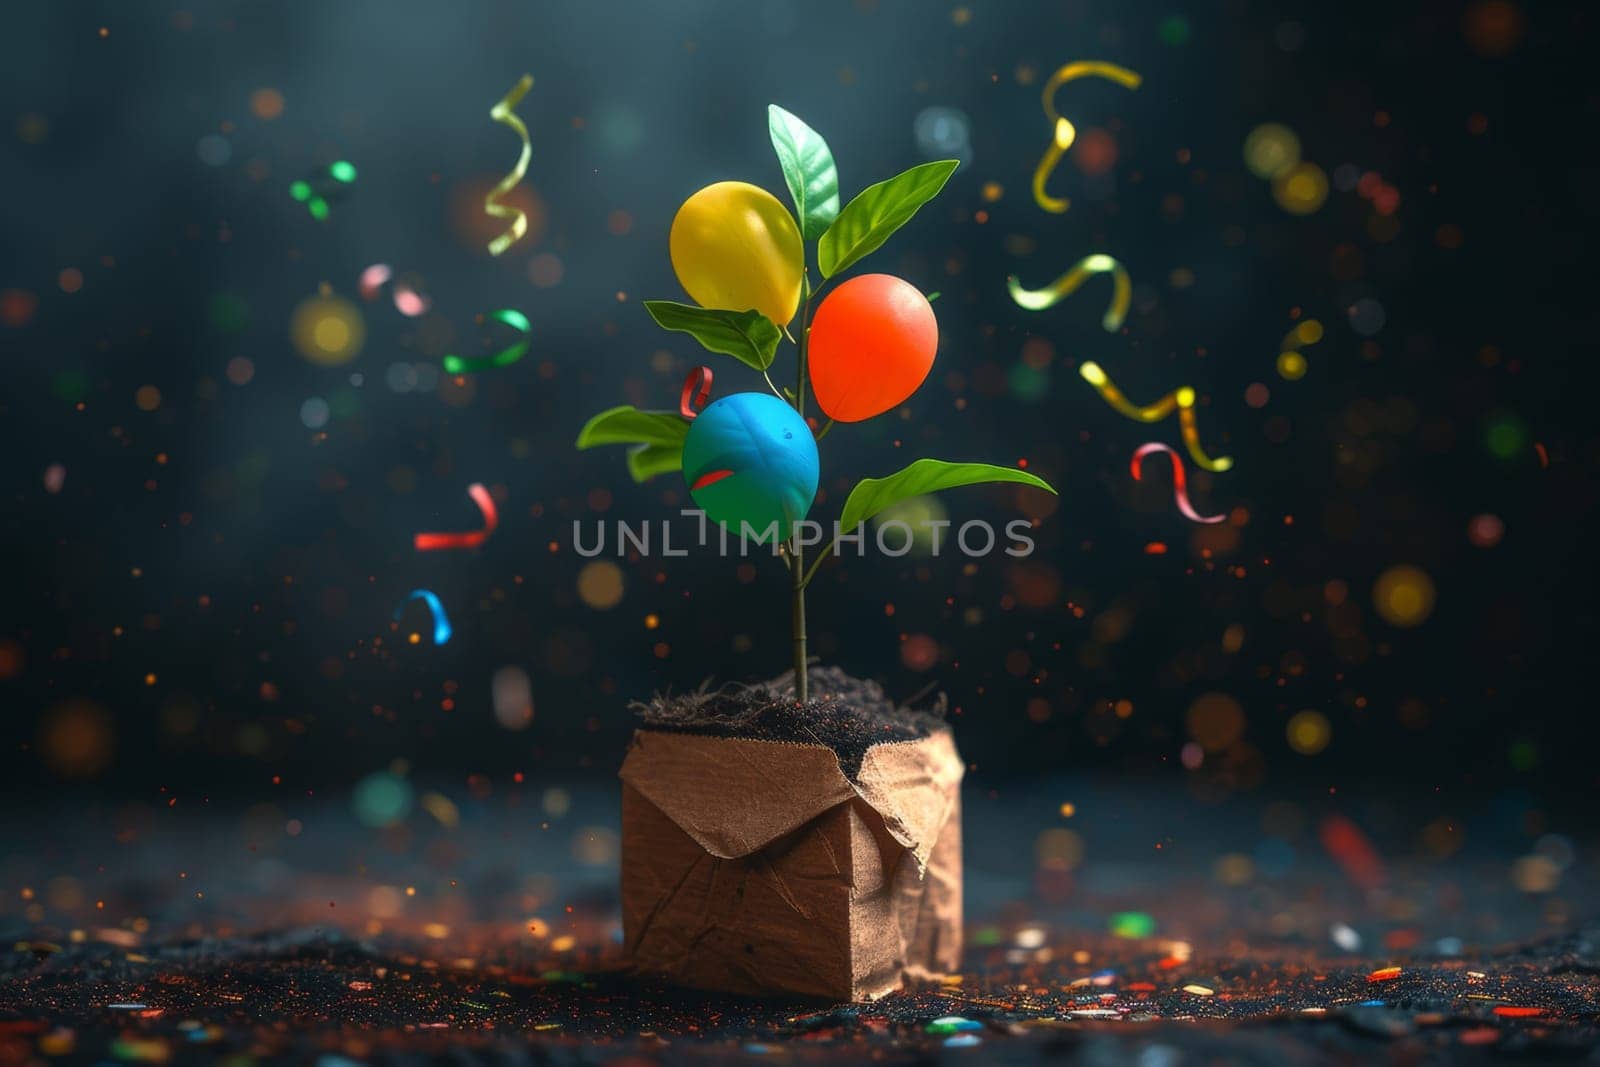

left=619, top=727, right=963, bottom=1000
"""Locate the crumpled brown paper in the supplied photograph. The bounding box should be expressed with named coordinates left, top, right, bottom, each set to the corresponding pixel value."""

left=620, top=728, right=963, bottom=1000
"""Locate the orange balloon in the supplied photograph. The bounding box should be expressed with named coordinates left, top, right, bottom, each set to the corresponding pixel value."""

left=807, top=274, right=937, bottom=422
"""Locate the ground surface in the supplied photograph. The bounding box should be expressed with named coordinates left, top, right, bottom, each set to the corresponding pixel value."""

left=2, top=779, right=1595, bottom=1064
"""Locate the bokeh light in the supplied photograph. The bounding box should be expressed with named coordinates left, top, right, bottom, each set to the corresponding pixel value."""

left=872, top=495, right=950, bottom=556
left=528, top=253, right=565, bottom=288
left=594, top=104, right=644, bottom=155
left=1072, top=128, right=1118, bottom=176
left=1372, top=565, right=1436, bottom=628
left=37, top=700, right=114, bottom=777
left=491, top=666, right=534, bottom=730
left=1187, top=692, right=1245, bottom=752
left=1510, top=854, right=1560, bottom=894
left=209, top=291, right=250, bottom=333
left=15, top=112, right=49, bottom=144
left=1272, top=162, right=1328, bottom=214
left=1243, top=123, right=1300, bottom=179
left=576, top=560, right=625, bottom=610
left=196, top=134, right=230, bottom=167
left=1109, top=911, right=1156, bottom=938
left=1213, top=853, right=1254, bottom=885
left=900, top=634, right=940, bottom=671
left=0, top=640, right=23, bottom=679
left=913, top=106, right=972, bottom=163
left=250, top=87, right=285, bottom=120
left=1, top=288, right=38, bottom=327
left=1347, top=297, right=1386, bottom=336
left=353, top=771, right=414, bottom=828
left=1008, top=361, right=1050, bottom=401
left=1035, top=828, right=1084, bottom=870
left=1467, top=513, right=1505, bottom=548
left=1484, top=412, right=1528, bottom=459
left=290, top=293, right=365, bottom=366
left=573, top=826, right=619, bottom=866
left=1462, top=0, right=1525, bottom=57
left=299, top=396, right=330, bottom=429
left=1286, top=710, right=1332, bottom=755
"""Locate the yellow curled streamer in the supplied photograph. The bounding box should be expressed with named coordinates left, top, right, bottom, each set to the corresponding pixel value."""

left=1007, top=253, right=1132, bottom=332
left=1033, top=61, right=1142, bottom=214
left=485, top=74, right=534, bottom=257
left=1078, top=362, right=1233, bottom=472
left=1176, top=392, right=1233, bottom=472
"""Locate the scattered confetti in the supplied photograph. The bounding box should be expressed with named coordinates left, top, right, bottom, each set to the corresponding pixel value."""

left=1078, top=361, right=1180, bottom=422
left=1007, top=253, right=1131, bottom=332
left=1078, top=362, right=1233, bottom=471
left=413, top=483, right=498, bottom=551
left=288, top=160, right=356, bottom=221
left=396, top=589, right=452, bottom=645
left=357, top=264, right=431, bottom=317
left=441, top=309, right=531, bottom=374
left=1131, top=443, right=1225, bottom=524
left=1031, top=61, right=1142, bottom=213
left=485, top=74, right=535, bottom=256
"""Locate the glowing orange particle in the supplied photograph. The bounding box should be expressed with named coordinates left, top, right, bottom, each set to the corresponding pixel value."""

left=250, top=88, right=285, bottom=120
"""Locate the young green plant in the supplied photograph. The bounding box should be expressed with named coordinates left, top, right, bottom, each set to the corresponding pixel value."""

left=577, top=105, right=1055, bottom=703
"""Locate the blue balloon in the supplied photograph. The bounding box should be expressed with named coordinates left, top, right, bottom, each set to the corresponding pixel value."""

left=682, top=392, right=818, bottom=543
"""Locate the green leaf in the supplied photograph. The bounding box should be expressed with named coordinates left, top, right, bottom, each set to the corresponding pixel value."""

left=817, top=160, right=959, bottom=278
left=838, top=459, right=1055, bottom=533
left=642, top=301, right=781, bottom=371
left=575, top=406, right=688, bottom=450
left=625, top=443, right=684, bottom=483
left=576, top=407, right=686, bottom=483
left=768, top=104, right=839, bottom=242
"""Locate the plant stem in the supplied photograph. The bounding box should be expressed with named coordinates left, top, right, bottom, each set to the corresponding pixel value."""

left=791, top=541, right=807, bottom=702
left=791, top=274, right=812, bottom=704
left=800, top=542, right=833, bottom=589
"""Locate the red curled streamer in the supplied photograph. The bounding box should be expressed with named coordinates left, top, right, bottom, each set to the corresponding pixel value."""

left=413, top=482, right=499, bottom=550
left=1130, top=443, right=1225, bottom=524
left=680, top=366, right=713, bottom=420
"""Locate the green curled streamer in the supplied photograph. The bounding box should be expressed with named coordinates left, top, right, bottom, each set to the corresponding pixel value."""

left=442, top=308, right=531, bottom=374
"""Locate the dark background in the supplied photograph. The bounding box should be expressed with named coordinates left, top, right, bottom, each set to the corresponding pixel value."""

left=2, top=0, right=1595, bottom=802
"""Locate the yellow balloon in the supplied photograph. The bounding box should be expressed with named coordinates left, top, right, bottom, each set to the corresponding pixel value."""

left=669, top=181, right=802, bottom=326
